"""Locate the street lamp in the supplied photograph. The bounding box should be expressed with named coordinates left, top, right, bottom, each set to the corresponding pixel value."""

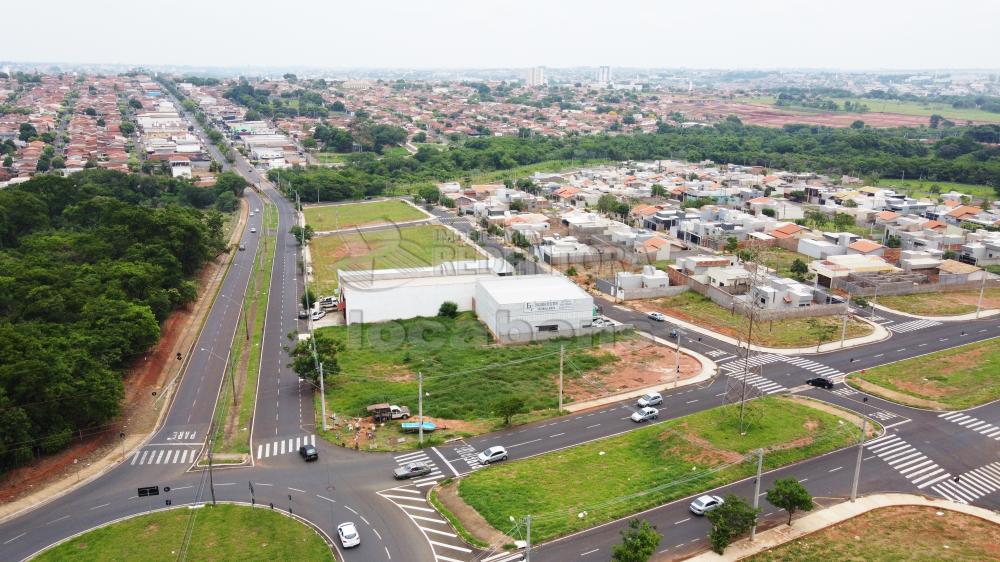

left=671, top=328, right=686, bottom=388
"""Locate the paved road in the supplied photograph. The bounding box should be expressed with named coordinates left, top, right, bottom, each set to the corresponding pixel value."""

left=4, top=189, right=1000, bottom=562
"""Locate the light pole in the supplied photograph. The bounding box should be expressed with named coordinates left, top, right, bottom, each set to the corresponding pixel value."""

left=672, top=328, right=685, bottom=388
left=840, top=292, right=850, bottom=348
left=870, top=284, right=879, bottom=319
left=976, top=272, right=987, bottom=319
left=558, top=345, right=564, bottom=412
left=418, top=372, right=424, bottom=445
left=851, top=417, right=869, bottom=502
left=750, top=448, right=764, bottom=540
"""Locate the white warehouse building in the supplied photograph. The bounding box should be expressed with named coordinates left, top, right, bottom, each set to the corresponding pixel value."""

left=474, top=275, right=595, bottom=343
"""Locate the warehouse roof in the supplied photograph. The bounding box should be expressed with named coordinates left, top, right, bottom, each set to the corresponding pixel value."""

left=476, top=275, right=590, bottom=305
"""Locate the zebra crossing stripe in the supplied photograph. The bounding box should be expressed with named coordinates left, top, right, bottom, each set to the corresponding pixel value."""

left=917, top=471, right=952, bottom=488
left=257, top=444, right=262, bottom=459
left=898, top=459, right=934, bottom=474
left=265, top=443, right=270, bottom=457
left=890, top=319, right=942, bottom=333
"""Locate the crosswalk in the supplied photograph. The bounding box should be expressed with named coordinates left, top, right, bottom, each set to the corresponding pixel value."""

left=869, top=410, right=900, bottom=422
left=718, top=353, right=845, bottom=395
left=452, top=443, right=484, bottom=473
left=889, top=319, right=943, bottom=334
left=255, top=435, right=316, bottom=459
left=705, top=349, right=730, bottom=358
left=832, top=387, right=860, bottom=397
left=783, top=356, right=844, bottom=379
left=865, top=435, right=951, bottom=490
left=131, top=446, right=199, bottom=467
left=378, top=484, right=475, bottom=562
left=937, top=412, right=1000, bottom=440
left=931, top=461, right=1000, bottom=505
left=393, top=450, right=446, bottom=488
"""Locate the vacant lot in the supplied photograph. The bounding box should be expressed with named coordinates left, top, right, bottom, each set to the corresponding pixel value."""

left=755, top=248, right=813, bottom=279
left=304, top=200, right=426, bottom=231
left=310, top=224, right=479, bottom=294
left=850, top=337, right=1000, bottom=409
left=750, top=505, right=1000, bottom=562
left=317, top=314, right=679, bottom=423
left=458, top=397, right=861, bottom=542
left=876, top=288, right=1000, bottom=317
left=872, top=178, right=998, bottom=202
left=647, top=292, right=872, bottom=348
left=35, top=504, right=332, bottom=562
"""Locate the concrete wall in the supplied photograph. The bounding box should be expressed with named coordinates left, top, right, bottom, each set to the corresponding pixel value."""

left=837, top=278, right=1000, bottom=297
left=344, top=278, right=479, bottom=324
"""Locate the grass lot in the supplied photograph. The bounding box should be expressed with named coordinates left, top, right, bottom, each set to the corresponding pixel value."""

left=739, top=95, right=1000, bottom=123
left=850, top=337, right=1000, bottom=409
left=304, top=200, right=426, bottom=231
left=876, top=288, right=1000, bottom=316
left=872, top=178, right=998, bottom=202
left=35, top=504, right=333, bottom=562
left=649, top=292, right=872, bottom=348
left=755, top=248, right=813, bottom=279
left=319, top=313, right=621, bottom=422
left=309, top=224, right=478, bottom=294
left=313, top=152, right=350, bottom=164
left=750, top=505, right=1000, bottom=562
left=458, top=397, right=862, bottom=542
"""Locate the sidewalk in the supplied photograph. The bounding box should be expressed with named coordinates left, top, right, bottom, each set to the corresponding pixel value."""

left=873, top=302, right=1000, bottom=322
left=685, top=493, right=1000, bottom=561
left=649, top=310, right=891, bottom=356
left=564, top=332, right=717, bottom=413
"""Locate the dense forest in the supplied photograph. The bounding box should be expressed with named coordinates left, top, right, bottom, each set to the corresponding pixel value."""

left=272, top=121, right=1000, bottom=202
left=0, top=170, right=234, bottom=471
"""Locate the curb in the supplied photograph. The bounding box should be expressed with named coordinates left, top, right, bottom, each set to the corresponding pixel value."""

left=872, top=302, right=1000, bottom=322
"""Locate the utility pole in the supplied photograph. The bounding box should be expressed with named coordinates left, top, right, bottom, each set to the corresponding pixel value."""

left=673, top=331, right=682, bottom=388
left=319, top=362, right=328, bottom=431
left=738, top=306, right=756, bottom=435
left=976, top=273, right=987, bottom=319
left=558, top=345, right=564, bottom=411
left=418, top=372, right=424, bottom=445
left=851, top=417, right=868, bottom=502
left=208, top=441, right=217, bottom=506
left=840, top=292, right=850, bottom=348
left=750, top=448, right=764, bottom=540
left=525, top=514, right=532, bottom=562
left=871, top=284, right=879, bottom=319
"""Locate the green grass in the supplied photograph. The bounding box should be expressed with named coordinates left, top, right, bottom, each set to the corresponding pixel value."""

left=304, top=200, right=426, bottom=231
left=875, top=289, right=1000, bottom=316
left=749, top=505, right=1000, bottom=562
left=314, top=152, right=349, bottom=164
left=430, top=485, right=491, bottom=549
left=850, top=337, right=1000, bottom=409
left=755, top=248, right=813, bottom=279
left=309, top=224, right=479, bottom=294
left=651, top=291, right=872, bottom=348
left=34, top=504, right=333, bottom=562
left=318, top=313, right=622, bottom=421
left=738, top=95, right=1000, bottom=123
left=465, top=159, right=608, bottom=185
left=458, top=397, right=862, bottom=543
left=870, top=178, right=998, bottom=202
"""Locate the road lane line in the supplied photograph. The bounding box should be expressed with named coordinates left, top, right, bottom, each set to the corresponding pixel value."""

left=550, top=433, right=566, bottom=438
left=89, top=503, right=109, bottom=510
left=344, top=505, right=358, bottom=514
left=432, top=447, right=461, bottom=478
left=373, top=528, right=382, bottom=540
left=581, top=548, right=600, bottom=556
left=829, top=466, right=843, bottom=473
left=673, top=518, right=690, bottom=525
left=288, top=487, right=305, bottom=493
left=316, top=494, right=336, bottom=503
left=385, top=546, right=392, bottom=559
left=585, top=424, right=601, bottom=429
left=3, top=532, right=26, bottom=544
left=508, top=439, right=542, bottom=448
left=46, top=515, right=70, bottom=525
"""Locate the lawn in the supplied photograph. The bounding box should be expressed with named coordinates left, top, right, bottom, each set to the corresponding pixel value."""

left=458, top=397, right=862, bottom=543
left=35, top=504, right=333, bottom=562
left=876, top=288, right=1000, bottom=317
left=849, top=337, right=1000, bottom=409
left=750, top=505, right=1000, bottom=561
left=872, top=178, right=998, bottom=202
left=313, top=152, right=350, bottom=164
left=309, top=224, right=479, bottom=294
left=303, top=199, right=427, bottom=231
left=738, top=95, right=1000, bottom=124
left=755, top=248, right=813, bottom=279
left=318, top=313, right=622, bottom=422
left=649, top=291, right=873, bottom=348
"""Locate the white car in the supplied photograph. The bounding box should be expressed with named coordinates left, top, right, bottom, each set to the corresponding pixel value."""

left=311, top=309, right=326, bottom=321
left=249, top=211, right=255, bottom=217
left=630, top=407, right=659, bottom=423
left=647, top=312, right=667, bottom=322
left=477, top=446, right=508, bottom=465
left=637, top=392, right=662, bottom=408
left=689, top=494, right=725, bottom=515
left=337, top=522, right=360, bottom=548
left=250, top=227, right=257, bottom=233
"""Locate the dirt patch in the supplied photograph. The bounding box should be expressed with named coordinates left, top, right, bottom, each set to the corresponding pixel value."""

left=847, top=377, right=947, bottom=411
left=561, top=339, right=700, bottom=403
left=667, top=425, right=744, bottom=465
left=437, top=480, right=512, bottom=546
left=785, top=395, right=880, bottom=437
left=948, top=290, right=1000, bottom=311
left=328, top=238, right=372, bottom=260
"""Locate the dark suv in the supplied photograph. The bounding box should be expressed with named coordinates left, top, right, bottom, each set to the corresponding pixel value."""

left=299, top=444, right=318, bottom=461
left=806, top=377, right=835, bottom=390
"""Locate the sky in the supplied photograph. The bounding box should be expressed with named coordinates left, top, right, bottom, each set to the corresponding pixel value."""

left=3, top=0, right=1000, bottom=70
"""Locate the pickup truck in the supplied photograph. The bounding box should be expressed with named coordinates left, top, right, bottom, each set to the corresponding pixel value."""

left=400, top=421, right=436, bottom=433
left=367, top=403, right=411, bottom=422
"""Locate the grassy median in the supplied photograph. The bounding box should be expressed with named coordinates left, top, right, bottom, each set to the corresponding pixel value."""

left=304, top=199, right=426, bottom=231
left=35, top=504, right=333, bottom=561
left=750, top=505, right=1000, bottom=561
left=876, top=289, right=1000, bottom=317
left=458, top=396, right=863, bottom=542
left=849, top=337, right=1000, bottom=409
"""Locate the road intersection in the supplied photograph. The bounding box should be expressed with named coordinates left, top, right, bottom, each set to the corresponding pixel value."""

left=2, top=178, right=999, bottom=561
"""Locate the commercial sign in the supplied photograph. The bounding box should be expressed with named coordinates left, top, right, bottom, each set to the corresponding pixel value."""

left=524, top=299, right=575, bottom=313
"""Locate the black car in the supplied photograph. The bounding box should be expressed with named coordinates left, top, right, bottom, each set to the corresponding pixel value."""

left=299, top=444, right=318, bottom=461
left=297, top=309, right=310, bottom=320
left=806, top=377, right=834, bottom=390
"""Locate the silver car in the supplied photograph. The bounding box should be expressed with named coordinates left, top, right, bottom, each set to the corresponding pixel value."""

left=630, top=407, right=659, bottom=423
left=394, top=462, right=432, bottom=480
left=477, top=446, right=508, bottom=465
left=689, top=494, right=725, bottom=515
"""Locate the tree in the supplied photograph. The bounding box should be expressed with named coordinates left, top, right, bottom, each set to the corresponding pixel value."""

left=215, top=191, right=238, bottom=212
left=412, top=131, right=427, bottom=143
left=597, top=193, right=619, bottom=214
left=494, top=396, right=526, bottom=425
left=725, top=237, right=739, bottom=253
left=290, top=224, right=314, bottom=246
left=850, top=120, right=865, bottom=129
left=417, top=185, right=440, bottom=204
left=651, top=184, right=667, bottom=198
left=611, top=519, right=661, bottom=562
left=706, top=495, right=760, bottom=554
left=806, top=319, right=837, bottom=351
left=18, top=122, right=37, bottom=142
left=438, top=301, right=459, bottom=318
left=766, top=478, right=814, bottom=526
left=119, top=122, right=134, bottom=136
left=128, top=98, right=143, bottom=110
left=790, top=258, right=808, bottom=278
left=930, top=114, right=943, bottom=129
left=842, top=199, right=858, bottom=208
left=287, top=332, right=341, bottom=383
left=761, top=208, right=776, bottom=218
left=331, top=100, right=346, bottom=112
left=943, top=249, right=957, bottom=260
left=84, top=107, right=97, bottom=116
left=885, top=235, right=902, bottom=248
left=2, top=155, right=11, bottom=167
left=301, top=286, right=317, bottom=310
left=566, top=267, right=578, bottom=277
left=215, top=172, right=248, bottom=196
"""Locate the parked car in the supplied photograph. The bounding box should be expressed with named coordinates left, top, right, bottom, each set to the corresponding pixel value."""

left=477, top=446, right=508, bottom=465
left=393, top=461, right=433, bottom=480
left=337, top=522, right=360, bottom=548
left=647, top=312, right=667, bottom=322
left=637, top=392, right=662, bottom=407
left=311, top=309, right=326, bottom=321
left=630, top=406, right=659, bottom=423
left=806, top=377, right=835, bottom=389
left=689, top=494, right=725, bottom=515
left=366, top=404, right=410, bottom=421
left=299, top=444, right=318, bottom=461
left=298, top=309, right=309, bottom=319
left=319, top=297, right=339, bottom=310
